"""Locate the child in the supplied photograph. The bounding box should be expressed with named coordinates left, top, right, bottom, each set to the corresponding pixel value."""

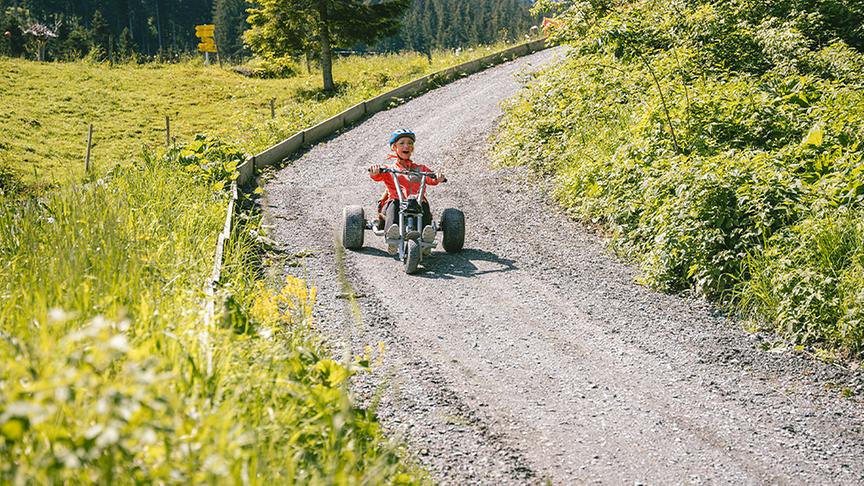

left=368, top=129, right=446, bottom=253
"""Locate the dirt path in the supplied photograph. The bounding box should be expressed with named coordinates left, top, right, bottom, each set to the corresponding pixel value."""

left=263, top=47, right=864, bottom=485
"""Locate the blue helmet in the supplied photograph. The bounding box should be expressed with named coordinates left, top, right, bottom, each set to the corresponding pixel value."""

left=388, top=129, right=415, bottom=145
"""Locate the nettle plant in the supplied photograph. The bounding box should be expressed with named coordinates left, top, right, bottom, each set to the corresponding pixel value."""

left=172, top=134, right=246, bottom=189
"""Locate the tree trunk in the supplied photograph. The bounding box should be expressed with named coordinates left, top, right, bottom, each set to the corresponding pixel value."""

left=317, top=0, right=334, bottom=92
left=154, top=0, right=163, bottom=61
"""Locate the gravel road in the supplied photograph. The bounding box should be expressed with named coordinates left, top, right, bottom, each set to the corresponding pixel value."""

left=263, top=47, right=864, bottom=485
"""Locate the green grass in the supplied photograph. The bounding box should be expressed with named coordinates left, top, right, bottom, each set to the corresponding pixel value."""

left=0, top=145, right=425, bottom=483
left=0, top=42, right=528, bottom=189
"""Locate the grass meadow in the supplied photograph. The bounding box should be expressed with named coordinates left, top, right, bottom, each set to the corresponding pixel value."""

left=0, top=42, right=522, bottom=190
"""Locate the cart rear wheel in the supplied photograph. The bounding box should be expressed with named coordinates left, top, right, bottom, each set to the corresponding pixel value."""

left=441, top=208, right=465, bottom=253
left=342, top=205, right=365, bottom=250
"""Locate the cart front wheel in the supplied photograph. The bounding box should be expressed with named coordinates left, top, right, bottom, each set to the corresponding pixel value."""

left=404, top=239, right=420, bottom=274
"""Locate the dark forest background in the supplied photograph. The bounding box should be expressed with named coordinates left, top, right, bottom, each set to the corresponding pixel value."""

left=0, top=0, right=537, bottom=62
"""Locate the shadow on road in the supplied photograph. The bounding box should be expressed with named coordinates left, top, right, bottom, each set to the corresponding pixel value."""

left=420, top=248, right=517, bottom=279
left=356, top=247, right=517, bottom=278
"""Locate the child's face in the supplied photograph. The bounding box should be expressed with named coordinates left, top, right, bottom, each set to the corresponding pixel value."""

left=392, top=137, right=414, bottom=160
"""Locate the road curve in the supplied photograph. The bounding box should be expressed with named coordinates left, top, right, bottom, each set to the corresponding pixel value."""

left=263, top=47, right=864, bottom=485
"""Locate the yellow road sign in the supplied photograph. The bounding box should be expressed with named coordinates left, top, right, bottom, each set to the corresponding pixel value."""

left=198, top=40, right=217, bottom=53
left=195, top=24, right=215, bottom=37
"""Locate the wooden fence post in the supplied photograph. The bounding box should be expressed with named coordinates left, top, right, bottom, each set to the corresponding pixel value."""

left=270, top=98, right=275, bottom=119
left=85, top=124, right=93, bottom=174
left=165, top=116, right=170, bottom=147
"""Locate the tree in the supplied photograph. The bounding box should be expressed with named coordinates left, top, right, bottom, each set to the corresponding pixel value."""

left=89, top=9, right=110, bottom=60
left=245, top=0, right=409, bottom=92
left=0, top=10, right=28, bottom=57
left=213, top=0, right=248, bottom=60
left=54, top=14, right=90, bottom=60
left=118, top=26, right=135, bottom=61
left=367, top=0, right=536, bottom=53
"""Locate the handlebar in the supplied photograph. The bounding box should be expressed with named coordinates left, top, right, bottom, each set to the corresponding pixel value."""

left=379, top=167, right=436, bottom=179
left=378, top=167, right=446, bottom=182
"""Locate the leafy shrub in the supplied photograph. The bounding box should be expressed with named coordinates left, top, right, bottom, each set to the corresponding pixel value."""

left=172, top=133, right=245, bottom=189
left=505, top=0, right=864, bottom=354
left=237, top=56, right=300, bottom=78
left=742, top=212, right=864, bottom=352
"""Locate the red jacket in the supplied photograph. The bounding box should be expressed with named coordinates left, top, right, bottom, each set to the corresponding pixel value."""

left=370, top=155, right=440, bottom=205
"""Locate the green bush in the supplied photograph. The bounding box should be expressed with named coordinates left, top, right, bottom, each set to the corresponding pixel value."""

left=503, top=0, right=864, bottom=354
left=239, top=56, right=301, bottom=79
left=742, top=211, right=864, bottom=353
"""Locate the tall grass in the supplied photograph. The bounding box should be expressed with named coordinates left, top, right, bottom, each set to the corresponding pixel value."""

left=0, top=145, right=424, bottom=483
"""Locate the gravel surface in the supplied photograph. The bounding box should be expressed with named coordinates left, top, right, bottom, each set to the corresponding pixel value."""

left=263, top=47, right=864, bottom=485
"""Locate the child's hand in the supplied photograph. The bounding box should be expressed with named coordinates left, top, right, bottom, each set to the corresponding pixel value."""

left=436, top=172, right=447, bottom=182
left=368, top=164, right=381, bottom=176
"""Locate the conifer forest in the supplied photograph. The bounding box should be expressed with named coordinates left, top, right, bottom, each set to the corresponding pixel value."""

left=0, top=0, right=536, bottom=61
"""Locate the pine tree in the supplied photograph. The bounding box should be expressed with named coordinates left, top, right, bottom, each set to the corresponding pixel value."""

left=0, top=10, right=28, bottom=58
left=118, top=26, right=135, bottom=60
left=57, top=14, right=91, bottom=60
left=371, top=0, right=535, bottom=53
left=89, top=9, right=111, bottom=59
left=213, top=0, right=247, bottom=60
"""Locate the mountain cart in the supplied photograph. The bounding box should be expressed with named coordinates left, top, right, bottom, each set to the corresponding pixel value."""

left=342, top=167, right=464, bottom=274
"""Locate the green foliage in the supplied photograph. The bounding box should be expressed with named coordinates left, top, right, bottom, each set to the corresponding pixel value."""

left=213, top=0, right=249, bottom=60
left=742, top=211, right=864, bottom=353
left=117, top=27, right=135, bottom=61
left=244, top=0, right=409, bottom=90
left=173, top=133, right=244, bottom=187
left=495, top=0, right=864, bottom=354
left=244, top=0, right=314, bottom=62
left=240, top=55, right=301, bottom=79
left=0, top=8, right=27, bottom=57
left=89, top=9, right=110, bottom=59
left=0, top=140, right=424, bottom=483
